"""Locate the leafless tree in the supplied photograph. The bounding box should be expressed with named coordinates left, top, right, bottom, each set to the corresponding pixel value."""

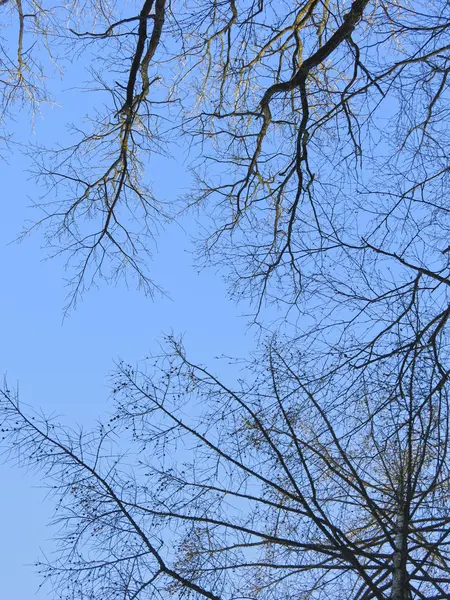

left=3, top=2, right=450, bottom=598
left=1, top=336, right=450, bottom=600
left=0, top=0, right=448, bottom=375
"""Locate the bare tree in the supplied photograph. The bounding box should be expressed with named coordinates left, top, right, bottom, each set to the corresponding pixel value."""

left=1, top=336, right=450, bottom=600
left=1, top=0, right=448, bottom=362
left=3, top=2, right=450, bottom=599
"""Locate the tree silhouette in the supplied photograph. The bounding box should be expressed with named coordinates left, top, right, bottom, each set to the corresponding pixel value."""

left=2, top=1, right=450, bottom=599
left=2, top=335, right=450, bottom=599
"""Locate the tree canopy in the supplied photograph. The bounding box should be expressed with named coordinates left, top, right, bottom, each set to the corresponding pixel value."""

left=2, top=1, right=450, bottom=599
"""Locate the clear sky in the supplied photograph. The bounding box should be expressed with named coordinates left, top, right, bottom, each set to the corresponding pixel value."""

left=0, top=65, right=255, bottom=599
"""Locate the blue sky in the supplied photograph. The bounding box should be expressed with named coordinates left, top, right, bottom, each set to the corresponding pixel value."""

left=0, top=77, right=256, bottom=598
left=0, top=5, right=421, bottom=599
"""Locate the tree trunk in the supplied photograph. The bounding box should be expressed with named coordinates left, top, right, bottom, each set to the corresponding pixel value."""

left=391, top=510, right=408, bottom=600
